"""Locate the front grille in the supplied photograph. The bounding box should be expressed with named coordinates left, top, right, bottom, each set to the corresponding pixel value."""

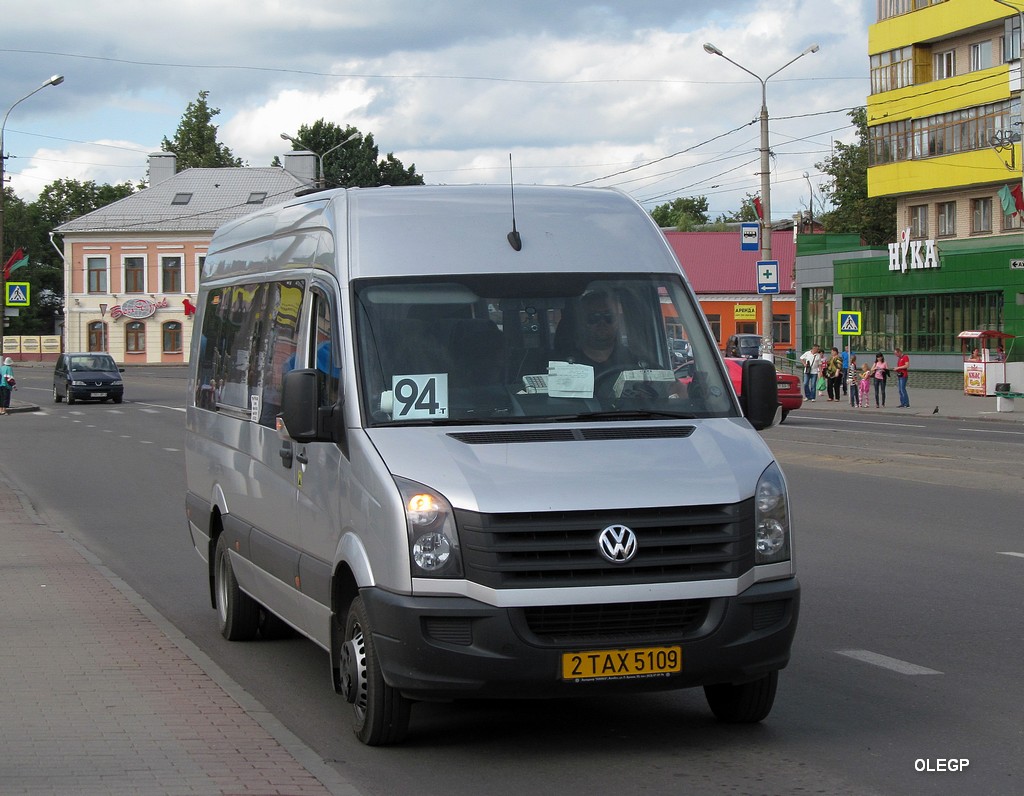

left=523, top=599, right=709, bottom=643
left=457, top=501, right=753, bottom=589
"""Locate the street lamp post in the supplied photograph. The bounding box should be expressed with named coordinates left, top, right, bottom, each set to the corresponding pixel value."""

left=280, top=131, right=363, bottom=189
left=703, top=43, right=818, bottom=361
left=1, top=74, right=64, bottom=330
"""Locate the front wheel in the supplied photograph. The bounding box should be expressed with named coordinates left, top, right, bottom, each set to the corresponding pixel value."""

left=339, top=596, right=411, bottom=745
left=704, top=670, right=778, bottom=723
left=213, top=534, right=259, bottom=641
left=65, top=385, right=75, bottom=405
left=53, top=385, right=62, bottom=403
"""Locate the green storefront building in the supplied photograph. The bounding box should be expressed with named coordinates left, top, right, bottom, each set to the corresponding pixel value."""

left=795, top=234, right=1024, bottom=390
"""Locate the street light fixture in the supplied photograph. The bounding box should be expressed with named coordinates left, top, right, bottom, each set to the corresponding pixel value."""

left=1, top=74, right=64, bottom=322
left=280, top=130, right=363, bottom=189
left=703, top=43, right=818, bottom=361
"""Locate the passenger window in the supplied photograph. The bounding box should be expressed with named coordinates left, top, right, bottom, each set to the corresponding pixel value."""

left=309, top=289, right=341, bottom=409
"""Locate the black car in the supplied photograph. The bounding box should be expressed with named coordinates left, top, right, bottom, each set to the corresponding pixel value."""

left=53, top=353, right=125, bottom=404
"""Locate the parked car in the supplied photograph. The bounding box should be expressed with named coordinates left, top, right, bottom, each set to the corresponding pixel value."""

left=53, top=353, right=125, bottom=404
left=724, top=333, right=763, bottom=359
left=723, top=357, right=802, bottom=423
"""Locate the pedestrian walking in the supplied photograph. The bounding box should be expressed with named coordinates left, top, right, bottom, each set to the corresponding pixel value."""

left=858, top=362, right=872, bottom=407
left=895, top=347, right=910, bottom=408
left=799, top=344, right=822, bottom=401
left=871, top=352, right=889, bottom=408
left=0, top=357, right=15, bottom=415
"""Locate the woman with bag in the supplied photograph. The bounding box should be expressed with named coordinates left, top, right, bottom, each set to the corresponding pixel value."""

left=871, top=352, right=888, bottom=408
left=825, top=347, right=843, bottom=401
left=0, top=357, right=15, bottom=415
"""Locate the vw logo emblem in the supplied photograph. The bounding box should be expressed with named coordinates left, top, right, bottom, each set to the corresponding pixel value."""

left=597, top=524, right=637, bottom=564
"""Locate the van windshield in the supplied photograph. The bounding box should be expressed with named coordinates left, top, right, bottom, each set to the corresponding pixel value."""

left=69, top=355, right=117, bottom=372
left=354, top=273, right=735, bottom=425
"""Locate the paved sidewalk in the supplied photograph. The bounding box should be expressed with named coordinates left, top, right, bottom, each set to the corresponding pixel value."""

left=794, top=383, right=1024, bottom=423
left=0, top=474, right=359, bottom=796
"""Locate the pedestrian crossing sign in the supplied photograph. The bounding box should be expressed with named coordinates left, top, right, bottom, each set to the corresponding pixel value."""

left=5, top=282, right=30, bottom=307
left=838, top=310, right=861, bottom=336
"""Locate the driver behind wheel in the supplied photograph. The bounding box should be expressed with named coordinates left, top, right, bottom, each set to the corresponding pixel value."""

left=568, top=290, right=639, bottom=376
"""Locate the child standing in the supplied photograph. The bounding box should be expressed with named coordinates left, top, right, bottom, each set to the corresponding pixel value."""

left=847, top=355, right=860, bottom=407
left=858, top=363, right=871, bottom=407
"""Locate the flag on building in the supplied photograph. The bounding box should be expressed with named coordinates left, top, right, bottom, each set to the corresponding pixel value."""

left=752, top=196, right=763, bottom=220
left=1012, top=183, right=1024, bottom=214
left=3, top=247, right=28, bottom=280
left=998, top=185, right=1016, bottom=216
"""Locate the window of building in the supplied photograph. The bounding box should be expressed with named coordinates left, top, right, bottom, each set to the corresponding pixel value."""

left=870, top=46, right=915, bottom=94
left=126, top=321, right=146, bottom=353
left=1003, top=209, right=1023, bottom=230
left=246, top=192, right=267, bottom=204
left=971, top=198, right=993, bottom=233
left=1005, top=16, right=1021, bottom=61
left=162, top=321, right=182, bottom=354
left=87, top=256, right=108, bottom=294
left=171, top=193, right=193, bottom=205
left=937, top=201, right=956, bottom=236
left=849, top=291, right=1002, bottom=353
left=970, top=41, right=993, bottom=72
left=909, top=205, right=928, bottom=237
left=162, top=255, right=182, bottom=293
left=934, top=50, right=955, bottom=79
left=124, top=256, right=145, bottom=293
left=772, top=313, right=792, bottom=349
left=87, top=321, right=108, bottom=352
left=802, top=287, right=833, bottom=349
left=704, top=313, right=721, bottom=344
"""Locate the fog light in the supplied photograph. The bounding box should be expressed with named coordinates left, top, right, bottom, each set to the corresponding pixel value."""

left=412, top=532, right=452, bottom=571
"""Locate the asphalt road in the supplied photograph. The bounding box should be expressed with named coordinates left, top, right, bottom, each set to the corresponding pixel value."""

left=2, top=364, right=1020, bottom=795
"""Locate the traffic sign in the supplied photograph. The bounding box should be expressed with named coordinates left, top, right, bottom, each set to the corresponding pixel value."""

left=756, top=260, right=779, bottom=294
left=741, top=222, right=759, bottom=251
left=5, top=282, right=30, bottom=307
left=838, top=310, right=862, bottom=335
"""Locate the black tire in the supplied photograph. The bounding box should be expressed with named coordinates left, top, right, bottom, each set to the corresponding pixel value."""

left=258, top=608, right=296, bottom=640
left=113, top=395, right=123, bottom=404
left=780, top=409, right=789, bottom=424
left=65, top=386, right=75, bottom=405
left=213, top=534, right=259, bottom=641
left=340, top=596, right=411, bottom=745
left=704, top=670, right=778, bottom=723
left=53, top=385, right=62, bottom=403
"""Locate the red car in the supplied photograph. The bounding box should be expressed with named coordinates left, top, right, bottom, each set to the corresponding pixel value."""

left=723, top=357, right=803, bottom=423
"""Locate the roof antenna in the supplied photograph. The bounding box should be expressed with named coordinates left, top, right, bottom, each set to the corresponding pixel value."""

left=507, top=154, right=522, bottom=251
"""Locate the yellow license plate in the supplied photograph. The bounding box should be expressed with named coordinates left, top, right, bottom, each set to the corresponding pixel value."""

left=561, top=646, right=682, bottom=681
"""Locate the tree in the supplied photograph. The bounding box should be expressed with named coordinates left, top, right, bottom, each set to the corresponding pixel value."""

left=815, top=107, right=896, bottom=246
left=651, top=196, right=710, bottom=230
left=715, top=194, right=761, bottom=225
left=279, top=119, right=423, bottom=188
left=33, top=178, right=136, bottom=229
left=161, top=90, right=243, bottom=171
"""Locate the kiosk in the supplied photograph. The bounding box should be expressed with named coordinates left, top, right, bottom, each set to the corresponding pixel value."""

left=959, top=331, right=1021, bottom=396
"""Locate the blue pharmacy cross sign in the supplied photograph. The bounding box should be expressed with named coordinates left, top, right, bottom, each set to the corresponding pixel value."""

left=755, top=260, right=779, bottom=294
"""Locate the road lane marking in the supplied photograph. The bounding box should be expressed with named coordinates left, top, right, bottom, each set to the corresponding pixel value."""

left=809, top=417, right=927, bottom=429
left=836, top=649, right=942, bottom=675
left=959, top=428, right=1024, bottom=437
left=998, top=552, right=1024, bottom=558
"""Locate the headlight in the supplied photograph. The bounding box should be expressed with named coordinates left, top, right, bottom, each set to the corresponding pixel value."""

left=71, top=380, right=85, bottom=386
left=754, top=462, right=791, bottom=565
left=395, top=477, right=463, bottom=578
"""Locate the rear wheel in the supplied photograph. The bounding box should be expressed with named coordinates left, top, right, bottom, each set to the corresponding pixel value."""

left=704, top=670, right=778, bottom=723
left=339, top=596, right=411, bottom=745
left=213, top=534, right=259, bottom=641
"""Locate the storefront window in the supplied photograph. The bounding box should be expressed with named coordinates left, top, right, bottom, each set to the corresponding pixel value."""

left=802, top=287, right=833, bottom=347
left=162, top=321, right=182, bottom=354
left=848, top=291, right=1002, bottom=353
left=126, top=321, right=146, bottom=353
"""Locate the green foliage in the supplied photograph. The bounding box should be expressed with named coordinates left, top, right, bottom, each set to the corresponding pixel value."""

left=2, top=178, right=135, bottom=335
left=651, top=196, right=710, bottom=230
left=161, top=90, right=243, bottom=171
left=715, top=194, right=760, bottom=224
left=815, top=107, right=896, bottom=246
left=281, top=119, right=423, bottom=188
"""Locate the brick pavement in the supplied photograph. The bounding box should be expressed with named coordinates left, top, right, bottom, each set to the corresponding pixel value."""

left=0, top=475, right=358, bottom=796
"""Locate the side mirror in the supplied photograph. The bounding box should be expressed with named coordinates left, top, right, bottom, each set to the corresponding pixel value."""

left=281, top=368, right=348, bottom=453
left=740, top=359, right=780, bottom=430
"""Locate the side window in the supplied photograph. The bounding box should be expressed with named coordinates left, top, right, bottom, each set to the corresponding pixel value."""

left=193, top=279, right=305, bottom=419
left=309, top=288, right=341, bottom=409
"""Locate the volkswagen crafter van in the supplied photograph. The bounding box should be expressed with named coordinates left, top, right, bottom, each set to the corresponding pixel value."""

left=185, top=184, right=798, bottom=745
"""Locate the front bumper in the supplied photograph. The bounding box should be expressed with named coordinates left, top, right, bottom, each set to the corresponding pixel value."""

left=362, top=577, right=799, bottom=700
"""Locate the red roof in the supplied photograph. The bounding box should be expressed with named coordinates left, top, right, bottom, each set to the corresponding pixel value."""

left=663, top=230, right=796, bottom=295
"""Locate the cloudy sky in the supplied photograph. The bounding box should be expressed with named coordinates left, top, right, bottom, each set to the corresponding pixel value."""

left=2, top=0, right=873, bottom=222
